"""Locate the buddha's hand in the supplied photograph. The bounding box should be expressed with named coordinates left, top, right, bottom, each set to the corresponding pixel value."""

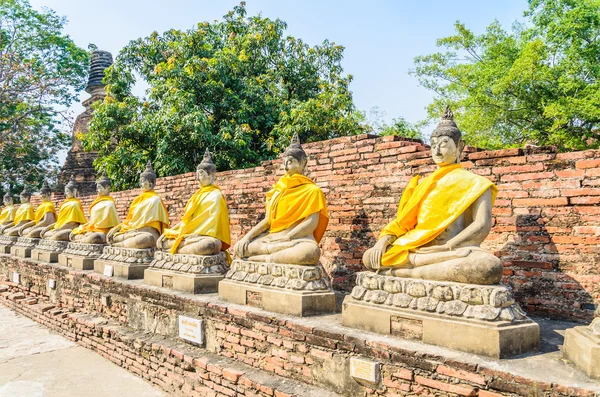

left=156, top=234, right=165, bottom=249
left=364, top=241, right=387, bottom=271
left=106, top=226, right=119, bottom=242
left=415, top=243, right=454, bottom=254
left=234, top=237, right=250, bottom=258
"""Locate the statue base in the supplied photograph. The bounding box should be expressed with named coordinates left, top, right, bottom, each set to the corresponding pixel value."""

left=10, top=237, right=40, bottom=258
left=58, top=242, right=106, bottom=270
left=31, top=240, right=69, bottom=263
left=341, top=272, right=539, bottom=358
left=218, top=260, right=336, bottom=317
left=144, top=251, right=228, bottom=294
left=0, top=235, right=18, bottom=254
left=94, top=246, right=155, bottom=279
left=563, top=325, right=600, bottom=379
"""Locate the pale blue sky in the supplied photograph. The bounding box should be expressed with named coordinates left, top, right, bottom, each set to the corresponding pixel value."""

left=30, top=0, right=527, bottom=135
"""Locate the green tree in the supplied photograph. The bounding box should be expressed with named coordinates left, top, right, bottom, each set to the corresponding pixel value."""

left=411, top=0, right=600, bottom=150
left=84, top=3, right=364, bottom=190
left=0, top=0, right=89, bottom=197
left=378, top=117, right=423, bottom=140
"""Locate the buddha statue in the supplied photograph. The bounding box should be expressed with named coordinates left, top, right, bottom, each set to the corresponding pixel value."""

left=106, top=161, right=169, bottom=249
left=233, top=133, right=329, bottom=265
left=70, top=172, right=120, bottom=244
left=0, top=190, right=16, bottom=234
left=4, top=189, right=34, bottom=236
left=18, top=181, right=57, bottom=238
left=362, top=106, right=502, bottom=285
left=40, top=176, right=87, bottom=241
left=156, top=150, right=230, bottom=255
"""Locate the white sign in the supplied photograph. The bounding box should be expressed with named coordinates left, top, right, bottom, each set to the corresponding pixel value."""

left=103, top=265, right=114, bottom=277
left=350, top=357, right=379, bottom=383
left=179, top=315, right=204, bottom=345
left=48, top=279, right=56, bottom=289
left=12, top=272, right=20, bottom=284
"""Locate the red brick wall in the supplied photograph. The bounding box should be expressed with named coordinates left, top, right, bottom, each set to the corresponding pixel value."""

left=36, top=134, right=600, bottom=321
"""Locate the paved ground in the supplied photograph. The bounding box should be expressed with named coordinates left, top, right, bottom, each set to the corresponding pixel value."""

left=0, top=305, right=165, bottom=397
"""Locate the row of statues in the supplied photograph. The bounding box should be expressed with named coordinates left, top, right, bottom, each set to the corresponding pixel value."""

left=0, top=107, right=501, bottom=285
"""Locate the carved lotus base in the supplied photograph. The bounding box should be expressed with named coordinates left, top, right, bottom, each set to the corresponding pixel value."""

left=219, top=260, right=336, bottom=317
left=149, top=251, right=228, bottom=274
left=10, top=237, right=40, bottom=258
left=94, top=246, right=155, bottom=279
left=31, top=239, right=69, bottom=263
left=341, top=272, right=539, bottom=358
left=57, top=242, right=106, bottom=270
left=0, top=235, right=18, bottom=254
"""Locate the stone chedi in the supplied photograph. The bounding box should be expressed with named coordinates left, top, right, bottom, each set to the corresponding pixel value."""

left=31, top=176, right=87, bottom=263
left=0, top=190, right=18, bottom=253
left=145, top=150, right=231, bottom=293
left=342, top=107, right=539, bottom=358
left=94, top=161, right=169, bottom=279
left=11, top=182, right=57, bottom=258
left=58, top=172, right=120, bottom=270
left=220, top=133, right=336, bottom=316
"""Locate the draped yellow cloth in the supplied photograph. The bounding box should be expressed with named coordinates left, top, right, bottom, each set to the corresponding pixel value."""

left=46, top=197, right=87, bottom=230
left=163, top=185, right=231, bottom=254
left=266, top=174, right=329, bottom=243
left=71, top=196, right=120, bottom=235
left=0, top=205, right=15, bottom=223
left=116, top=191, right=169, bottom=235
left=380, top=164, right=497, bottom=268
left=14, top=203, right=34, bottom=224
left=34, top=201, right=56, bottom=224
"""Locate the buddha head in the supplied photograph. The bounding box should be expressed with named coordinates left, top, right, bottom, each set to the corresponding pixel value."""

left=196, top=149, right=216, bottom=187
left=40, top=180, right=52, bottom=201
left=430, top=105, right=465, bottom=167
left=282, top=133, right=307, bottom=176
left=139, top=160, right=156, bottom=191
left=20, top=188, right=31, bottom=203
left=3, top=189, right=13, bottom=206
left=64, top=175, right=77, bottom=198
left=96, top=172, right=111, bottom=196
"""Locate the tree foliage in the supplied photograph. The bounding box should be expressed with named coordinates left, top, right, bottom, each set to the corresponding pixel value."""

left=378, top=117, right=423, bottom=140
left=412, top=0, right=600, bottom=150
left=0, top=0, right=89, bottom=196
left=84, top=3, right=364, bottom=190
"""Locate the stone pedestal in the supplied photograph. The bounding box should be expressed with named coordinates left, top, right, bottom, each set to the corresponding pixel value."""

left=563, top=325, right=600, bottom=379
left=144, top=251, right=228, bottom=294
left=219, top=260, right=336, bottom=317
left=58, top=242, right=106, bottom=270
left=341, top=272, right=539, bottom=358
left=31, top=239, right=69, bottom=263
left=10, top=237, right=40, bottom=258
left=94, top=246, right=154, bottom=279
left=0, top=235, right=18, bottom=254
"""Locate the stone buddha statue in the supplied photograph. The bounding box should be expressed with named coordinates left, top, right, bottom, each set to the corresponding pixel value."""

left=19, top=181, right=57, bottom=238
left=106, top=161, right=169, bottom=249
left=233, top=133, right=329, bottom=265
left=4, top=189, right=34, bottom=236
left=70, top=172, right=120, bottom=244
left=40, top=176, right=87, bottom=241
left=362, top=106, right=502, bottom=285
left=0, top=190, right=16, bottom=234
left=156, top=150, right=230, bottom=255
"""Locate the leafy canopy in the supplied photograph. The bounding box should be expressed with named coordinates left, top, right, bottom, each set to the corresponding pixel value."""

left=412, top=0, right=600, bottom=150
left=0, top=0, right=89, bottom=196
left=84, top=3, right=364, bottom=190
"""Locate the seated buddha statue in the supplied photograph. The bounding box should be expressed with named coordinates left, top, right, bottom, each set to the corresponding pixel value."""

left=40, top=176, right=87, bottom=241
left=4, top=189, right=35, bottom=236
left=106, top=161, right=169, bottom=249
left=70, top=172, right=120, bottom=244
left=0, top=190, right=16, bottom=234
left=156, top=150, right=230, bottom=255
left=234, top=133, right=329, bottom=265
left=362, top=106, right=502, bottom=285
left=19, top=181, right=57, bottom=238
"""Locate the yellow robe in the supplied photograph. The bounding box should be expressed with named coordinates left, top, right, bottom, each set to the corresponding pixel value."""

left=0, top=205, right=15, bottom=224
left=381, top=164, right=497, bottom=268
left=34, top=200, right=57, bottom=224
left=163, top=185, right=231, bottom=254
left=266, top=174, right=329, bottom=243
left=116, top=191, right=169, bottom=235
left=47, top=198, right=87, bottom=230
left=71, top=196, right=120, bottom=235
left=14, top=203, right=34, bottom=224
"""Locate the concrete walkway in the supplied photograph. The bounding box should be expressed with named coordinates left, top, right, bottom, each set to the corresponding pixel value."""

left=0, top=305, right=165, bottom=397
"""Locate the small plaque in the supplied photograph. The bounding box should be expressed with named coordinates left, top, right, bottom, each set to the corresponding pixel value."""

left=247, top=290, right=263, bottom=308
left=350, top=357, right=379, bottom=383
left=12, top=272, right=20, bottom=284
left=179, top=315, right=204, bottom=345
left=103, top=265, right=114, bottom=277
left=48, top=279, right=56, bottom=289
left=162, top=275, right=173, bottom=288
left=391, top=315, right=423, bottom=340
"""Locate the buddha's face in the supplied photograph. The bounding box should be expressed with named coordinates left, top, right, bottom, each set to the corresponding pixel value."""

left=96, top=182, right=110, bottom=196
left=65, top=187, right=75, bottom=198
left=20, top=193, right=29, bottom=203
left=3, top=196, right=12, bottom=206
left=284, top=155, right=304, bottom=176
left=196, top=168, right=214, bottom=187
left=430, top=135, right=464, bottom=166
left=41, top=192, right=51, bottom=201
left=140, top=176, right=154, bottom=191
